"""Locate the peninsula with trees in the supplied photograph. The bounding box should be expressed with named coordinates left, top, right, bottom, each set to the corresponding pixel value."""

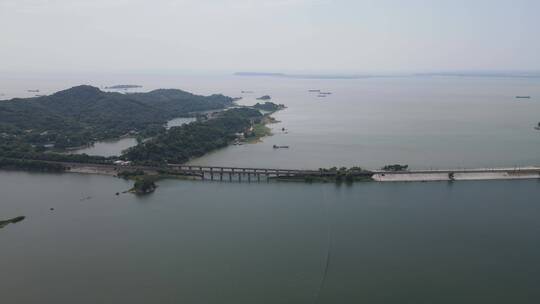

left=0, top=85, right=286, bottom=191
left=0, top=85, right=234, bottom=150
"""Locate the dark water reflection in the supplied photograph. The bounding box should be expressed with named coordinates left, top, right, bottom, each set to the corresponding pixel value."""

left=1, top=171, right=540, bottom=303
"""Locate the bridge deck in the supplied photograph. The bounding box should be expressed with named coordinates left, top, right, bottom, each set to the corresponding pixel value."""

left=11, top=158, right=540, bottom=181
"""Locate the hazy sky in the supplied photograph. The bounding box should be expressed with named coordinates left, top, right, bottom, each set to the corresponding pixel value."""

left=1, top=0, right=539, bottom=74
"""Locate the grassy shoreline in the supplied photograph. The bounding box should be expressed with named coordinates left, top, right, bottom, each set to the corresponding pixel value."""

left=245, top=113, right=280, bottom=143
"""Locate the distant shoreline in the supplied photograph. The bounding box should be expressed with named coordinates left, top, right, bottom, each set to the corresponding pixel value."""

left=234, top=71, right=540, bottom=80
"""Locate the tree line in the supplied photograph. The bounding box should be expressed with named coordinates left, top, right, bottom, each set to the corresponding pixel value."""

left=123, top=108, right=262, bottom=165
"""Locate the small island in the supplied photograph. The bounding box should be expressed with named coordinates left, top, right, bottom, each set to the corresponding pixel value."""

left=256, top=95, right=271, bottom=101
left=0, top=216, right=26, bottom=229
left=252, top=102, right=286, bottom=112
left=130, top=176, right=157, bottom=195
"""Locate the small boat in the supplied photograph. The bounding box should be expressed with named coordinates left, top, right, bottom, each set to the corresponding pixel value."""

left=273, top=145, right=289, bottom=149
left=516, top=96, right=531, bottom=99
left=308, top=89, right=320, bottom=92
left=320, top=92, right=332, bottom=95
left=317, top=94, right=327, bottom=98
left=27, top=89, right=40, bottom=93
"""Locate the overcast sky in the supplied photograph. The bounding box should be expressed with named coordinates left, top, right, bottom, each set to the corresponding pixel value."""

left=1, top=0, right=539, bottom=74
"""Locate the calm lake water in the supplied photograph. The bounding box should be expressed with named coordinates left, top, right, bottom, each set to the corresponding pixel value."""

left=71, top=137, right=138, bottom=157
left=1, top=171, right=540, bottom=304
left=7, top=74, right=538, bottom=168
left=187, top=76, right=540, bottom=169
left=1, top=73, right=540, bottom=303
left=70, top=117, right=196, bottom=157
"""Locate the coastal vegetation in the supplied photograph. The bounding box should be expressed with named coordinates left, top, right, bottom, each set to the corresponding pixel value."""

left=237, top=102, right=283, bottom=143
left=117, top=170, right=158, bottom=195
left=274, top=166, right=373, bottom=183
left=242, top=113, right=279, bottom=143
left=252, top=102, right=285, bottom=112
left=131, top=176, right=157, bottom=195
left=0, top=157, right=66, bottom=172
left=0, top=137, right=113, bottom=164
left=123, top=108, right=263, bottom=165
left=245, top=123, right=272, bottom=142
left=381, top=164, right=409, bottom=171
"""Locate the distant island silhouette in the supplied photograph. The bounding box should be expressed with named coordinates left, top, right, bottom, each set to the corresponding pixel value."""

left=235, top=71, right=540, bottom=80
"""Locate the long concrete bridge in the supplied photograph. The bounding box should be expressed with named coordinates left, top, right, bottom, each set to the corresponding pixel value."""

left=44, top=161, right=372, bottom=182
left=136, top=165, right=540, bottom=182
left=81, top=163, right=540, bottom=182
left=166, top=164, right=338, bottom=182
left=139, top=163, right=371, bottom=182
left=13, top=159, right=540, bottom=182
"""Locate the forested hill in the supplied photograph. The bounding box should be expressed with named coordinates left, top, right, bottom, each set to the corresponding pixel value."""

left=129, top=89, right=233, bottom=113
left=0, top=85, right=234, bottom=148
left=124, top=108, right=262, bottom=165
